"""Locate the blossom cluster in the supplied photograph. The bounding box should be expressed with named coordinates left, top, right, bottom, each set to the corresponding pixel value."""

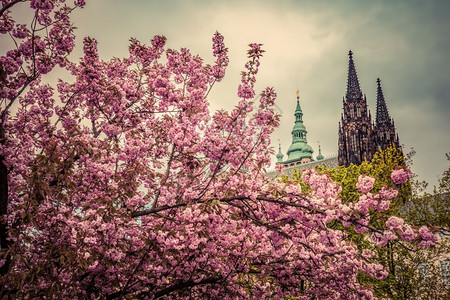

left=0, top=0, right=85, bottom=100
left=391, top=167, right=412, bottom=184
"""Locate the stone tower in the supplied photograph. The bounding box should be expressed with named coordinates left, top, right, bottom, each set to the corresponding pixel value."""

left=338, top=51, right=376, bottom=166
left=374, top=78, right=400, bottom=151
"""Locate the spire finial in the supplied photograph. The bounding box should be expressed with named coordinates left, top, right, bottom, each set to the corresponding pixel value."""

left=349, top=50, right=353, bottom=58
left=377, top=77, right=381, bottom=87
left=316, top=141, right=324, bottom=160
left=294, top=89, right=303, bottom=116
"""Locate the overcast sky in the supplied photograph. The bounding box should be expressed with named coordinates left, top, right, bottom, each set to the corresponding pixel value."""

left=14, top=0, right=450, bottom=189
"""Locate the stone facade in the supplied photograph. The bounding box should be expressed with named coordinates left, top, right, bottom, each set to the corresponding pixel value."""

left=268, top=154, right=338, bottom=179
left=338, top=51, right=400, bottom=167
left=274, top=51, right=401, bottom=177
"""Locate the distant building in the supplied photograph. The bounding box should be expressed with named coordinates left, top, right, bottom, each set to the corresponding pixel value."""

left=374, top=77, right=400, bottom=153
left=338, top=51, right=400, bottom=167
left=271, top=90, right=338, bottom=178
left=270, top=52, right=449, bottom=295
left=272, top=51, right=401, bottom=177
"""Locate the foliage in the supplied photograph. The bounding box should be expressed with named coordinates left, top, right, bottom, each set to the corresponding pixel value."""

left=404, top=153, right=450, bottom=232
left=0, top=1, right=437, bottom=299
left=314, top=145, right=409, bottom=207
left=292, top=146, right=448, bottom=299
left=397, top=153, right=450, bottom=299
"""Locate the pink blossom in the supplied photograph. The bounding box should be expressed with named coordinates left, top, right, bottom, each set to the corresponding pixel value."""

left=386, top=216, right=404, bottom=229
left=356, top=175, right=375, bottom=193
left=0, top=3, right=436, bottom=298
left=379, top=186, right=398, bottom=200
left=418, top=226, right=437, bottom=245
left=391, top=167, right=412, bottom=184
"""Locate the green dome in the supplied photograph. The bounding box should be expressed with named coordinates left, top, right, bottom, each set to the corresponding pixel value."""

left=276, top=144, right=284, bottom=162
left=286, top=141, right=313, bottom=162
left=303, top=144, right=314, bottom=153
left=292, top=123, right=306, bottom=132
left=316, top=144, right=324, bottom=160
left=287, top=142, right=304, bottom=154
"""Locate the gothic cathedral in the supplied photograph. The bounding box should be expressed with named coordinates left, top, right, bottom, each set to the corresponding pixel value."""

left=338, top=51, right=399, bottom=167
left=273, top=50, right=400, bottom=177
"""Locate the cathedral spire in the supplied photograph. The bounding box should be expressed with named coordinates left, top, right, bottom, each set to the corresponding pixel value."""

left=374, top=78, right=400, bottom=150
left=346, top=50, right=363, bottom=101
left=339, top=51, right=374, bottom=167
left=375, top=78, right=391, bottom=125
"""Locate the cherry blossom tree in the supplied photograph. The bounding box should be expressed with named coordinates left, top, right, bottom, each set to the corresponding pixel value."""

left=1, top=0, right=85, bottom=284
left=0, top=1, right=437, bottom=299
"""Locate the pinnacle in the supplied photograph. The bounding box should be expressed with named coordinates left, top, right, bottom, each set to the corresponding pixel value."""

left=346, top=50, right=362, bottom=101
left=375, top=78, right=391, bottom=125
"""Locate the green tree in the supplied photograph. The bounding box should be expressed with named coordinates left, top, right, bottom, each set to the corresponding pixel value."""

left=404, top=153, right=450, bottom=232
left=398, top=153, right=450, bottom=299
left=289, top=146, right=449, bottom=299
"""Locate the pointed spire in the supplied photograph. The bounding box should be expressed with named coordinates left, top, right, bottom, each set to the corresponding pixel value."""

left=294, top=89, right=303, bottom=123
left=316, top=141, right=324, bottom=160
left=276, top=140, right=284, bottom=163
left=375, top=78, right=391, bottom=125
left=346, top=50, right=363, bottom=101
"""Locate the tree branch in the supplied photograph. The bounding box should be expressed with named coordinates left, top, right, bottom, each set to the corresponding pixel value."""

left=0, top=0, right=26, bottom=18
left=153, top=276, right=222, bottom=299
